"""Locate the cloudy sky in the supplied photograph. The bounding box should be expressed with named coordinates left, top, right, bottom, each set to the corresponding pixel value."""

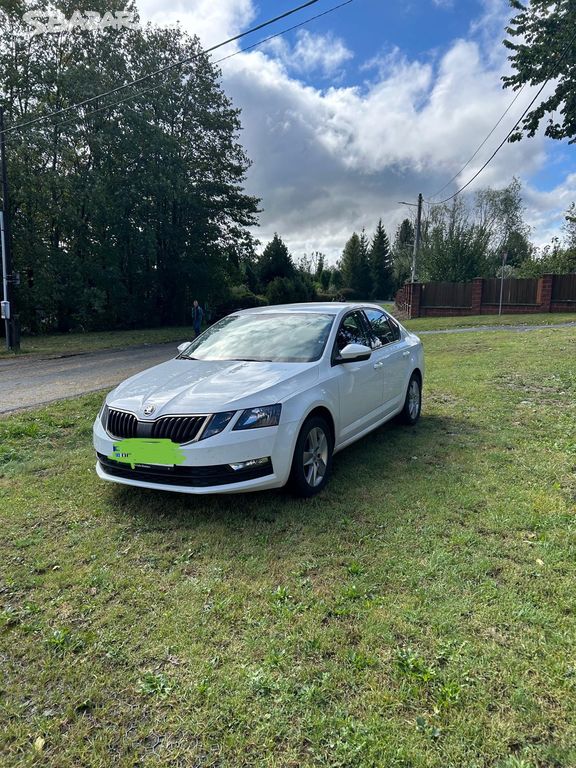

left=137, top=0, right=576, bottom=261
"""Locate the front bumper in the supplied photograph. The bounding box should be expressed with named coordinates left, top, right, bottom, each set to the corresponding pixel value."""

left=93, top=415, right=299, bottom=494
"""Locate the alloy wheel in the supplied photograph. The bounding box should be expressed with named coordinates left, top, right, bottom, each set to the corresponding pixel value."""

left=302, top=426, right=329, bottom=488
left=408, top=379, right=420, bottom=420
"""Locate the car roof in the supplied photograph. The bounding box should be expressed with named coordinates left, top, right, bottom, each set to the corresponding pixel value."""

left=235, top=302, right=388, bottom=316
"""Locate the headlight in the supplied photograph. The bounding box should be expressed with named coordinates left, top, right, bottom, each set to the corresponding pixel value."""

left=233, top=404, right=282, bottom=430
left=200, top=411, right=236, bottom=440
left=99, top=401, right=109, bottom=425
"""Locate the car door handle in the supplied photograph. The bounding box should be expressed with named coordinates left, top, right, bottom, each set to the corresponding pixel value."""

left=373, top=361, right=384, bottom=369
left=402, top=351, right=410, bottom=357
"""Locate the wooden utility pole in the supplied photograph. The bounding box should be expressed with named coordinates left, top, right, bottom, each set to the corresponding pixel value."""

left=411, top=192, right=423, bottom=283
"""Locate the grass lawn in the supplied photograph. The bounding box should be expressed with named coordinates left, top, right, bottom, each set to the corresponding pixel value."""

left=402, top=312, right=576, bottom=333
left=0, top=325, right=199, bottom=359
left=1, top=328, right=575, bottom=767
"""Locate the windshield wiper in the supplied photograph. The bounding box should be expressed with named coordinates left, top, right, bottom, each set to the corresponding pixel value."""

left=178, top=354, right=198, bottom=360
left=230, top=358, right=273, bottom=362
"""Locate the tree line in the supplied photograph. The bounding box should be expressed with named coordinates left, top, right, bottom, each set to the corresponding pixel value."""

left=1, top=0, right=259, bottom=334
left=324, top=179, right=575, bottom=301
left=222, top=221, right=395, bottom=313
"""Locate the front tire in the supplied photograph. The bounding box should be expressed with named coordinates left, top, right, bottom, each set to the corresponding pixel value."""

left=400, top=373, right=422, bottom=425
left=290, top=415, right=333, bottom=497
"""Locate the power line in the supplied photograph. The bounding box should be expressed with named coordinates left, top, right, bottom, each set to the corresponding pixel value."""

left=427, top=26, right=576, bottom=206
left=49, top=0, right=353, bottom=133
left=429, top=82, right=528, bottom=201
left=2, top=0, right=334, bottom=135
left=428, top=82, right=553, bottom=206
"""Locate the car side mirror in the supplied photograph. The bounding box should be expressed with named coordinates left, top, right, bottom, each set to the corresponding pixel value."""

left=337, top=343, right=372, bottom=363
left=177, top=342, right=191, bottom=354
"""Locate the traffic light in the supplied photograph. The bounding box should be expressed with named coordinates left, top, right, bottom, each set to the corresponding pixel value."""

left=26, top=267, right=34, bottom=288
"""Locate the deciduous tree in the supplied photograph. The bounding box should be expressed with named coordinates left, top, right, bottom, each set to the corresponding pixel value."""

left=0, top=0, right=259, bottom=332
left=503, top=0, right=576, bottom=143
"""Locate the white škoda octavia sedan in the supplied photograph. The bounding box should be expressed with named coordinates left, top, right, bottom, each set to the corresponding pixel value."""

left=94, top=303, right=424, bottom=496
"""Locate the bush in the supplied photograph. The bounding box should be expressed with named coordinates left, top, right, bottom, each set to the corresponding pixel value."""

left=213, top=286, right=267, bottom=320
left=266, top=277, right=296, bottom=305
left=295, top=271, right=317, bottom=301
left=265, top=274, right=318, bottom=305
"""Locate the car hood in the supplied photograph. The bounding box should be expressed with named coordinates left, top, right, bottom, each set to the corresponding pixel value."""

left=107, top=358, right=319, bottom=416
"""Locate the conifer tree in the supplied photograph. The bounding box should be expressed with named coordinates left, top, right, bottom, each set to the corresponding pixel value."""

left=368, top=220, right=393, bottom=299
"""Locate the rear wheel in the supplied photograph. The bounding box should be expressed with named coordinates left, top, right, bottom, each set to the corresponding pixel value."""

left=290, top=415, right=333, bottom=497
left=400, top=373, right=421, bottom=425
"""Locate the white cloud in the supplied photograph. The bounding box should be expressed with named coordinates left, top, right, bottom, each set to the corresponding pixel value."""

left=137, top=0, right=254, bottom=46
left=267, top=30, right=353, bottom=77
left=523, top=174, right=576, bottom=247
left=135, top=0, right=575, bottom=262
left=222, top=39, right=555, bottom=259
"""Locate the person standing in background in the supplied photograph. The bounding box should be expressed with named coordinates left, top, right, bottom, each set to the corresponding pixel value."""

left=192, top=300, right=204, bottom=337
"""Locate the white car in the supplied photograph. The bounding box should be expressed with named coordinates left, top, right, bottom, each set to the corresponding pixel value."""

left=93, top=303, right=424, bottom=496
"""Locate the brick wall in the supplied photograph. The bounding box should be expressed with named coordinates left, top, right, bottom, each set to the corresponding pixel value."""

left=394, top=282, right=422, bottom=318
left=471, top=277, right=483, bottom=314
left=551, top=301, right=576, bottom=312
left=536, top=274, right=553, bottom=312
left=478, top=304, right=544, bottom=315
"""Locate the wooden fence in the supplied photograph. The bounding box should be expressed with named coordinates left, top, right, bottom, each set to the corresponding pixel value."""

left=482, top=278, right=538, bottom=305
left=395, top=273, right=576, bottom=318
left=552, top=273, right=576, bottom=301
left=421, top=281, right=472, bottom=308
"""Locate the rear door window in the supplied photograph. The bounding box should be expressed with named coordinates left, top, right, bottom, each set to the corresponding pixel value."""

left=364, top=309, right=401, bottom=346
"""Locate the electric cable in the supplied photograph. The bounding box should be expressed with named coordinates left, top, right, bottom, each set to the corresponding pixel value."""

left=1, top=0, right=337, bottom=135
left=427, top=26, right=576, bottom=206
left=48, top=0, right=353, bottom=132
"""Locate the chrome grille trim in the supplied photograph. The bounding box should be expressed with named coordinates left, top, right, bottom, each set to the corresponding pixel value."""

left=151, top=415, right=208, bottom=444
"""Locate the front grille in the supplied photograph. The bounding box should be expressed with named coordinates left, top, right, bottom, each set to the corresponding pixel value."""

left=98, top=453, right=273, bottom=487
left=105, top=409, right=208, bottom=444
left=106, top=408, right=138, bottom=439
left=151, top=415, right=206, bottom=444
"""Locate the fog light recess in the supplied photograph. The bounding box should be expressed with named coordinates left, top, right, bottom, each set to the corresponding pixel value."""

left=229, top=457, right=271, bottom=471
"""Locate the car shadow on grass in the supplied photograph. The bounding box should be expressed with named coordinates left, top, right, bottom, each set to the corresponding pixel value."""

left=108, top=411, right=477, bottom=536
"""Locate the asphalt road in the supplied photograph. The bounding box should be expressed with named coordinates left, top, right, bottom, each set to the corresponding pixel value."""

left=1, top=322, right=575, bottom=414
left=0, top=343, right=177, bottom=414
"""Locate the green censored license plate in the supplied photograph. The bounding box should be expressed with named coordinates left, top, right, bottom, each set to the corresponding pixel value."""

left=108, top=438, right=186, bottom=469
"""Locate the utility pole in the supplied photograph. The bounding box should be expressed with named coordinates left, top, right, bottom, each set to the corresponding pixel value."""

left=0, top=106, right=18, bottom=351
left=398, top=192, right=424, bottom=283
left=411, top=193, right=423, bottom=283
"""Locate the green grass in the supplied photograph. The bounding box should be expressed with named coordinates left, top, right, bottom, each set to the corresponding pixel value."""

left=0, top=325, right=199, bottom=358
left=402, top=312, right=576, bottom=332
left=1, top=328, right=576, bottom=767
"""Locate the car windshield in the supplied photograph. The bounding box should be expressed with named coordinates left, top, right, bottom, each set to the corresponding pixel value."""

left=180, top=312, right=335, bottom=363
